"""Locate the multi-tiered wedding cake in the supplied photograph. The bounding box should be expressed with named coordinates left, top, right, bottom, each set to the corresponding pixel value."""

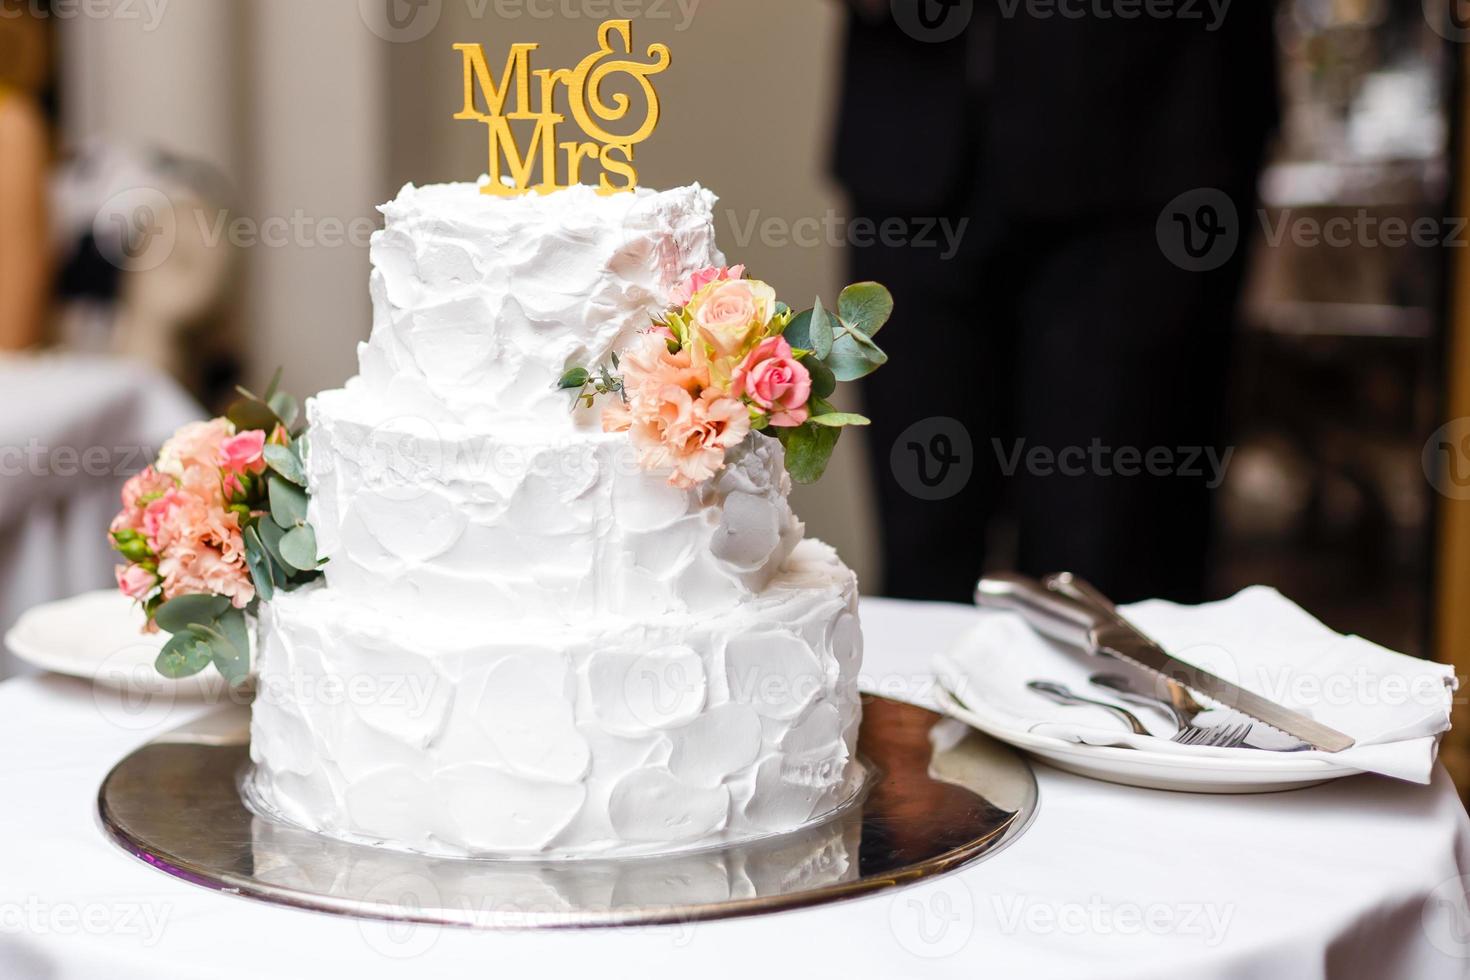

left=244, top=183, right=867, bottom=858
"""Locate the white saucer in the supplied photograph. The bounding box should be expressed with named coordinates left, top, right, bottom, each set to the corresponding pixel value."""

left=5, top=590, right=223, bottom=700
left=934, top=686, right=1358, bottom=794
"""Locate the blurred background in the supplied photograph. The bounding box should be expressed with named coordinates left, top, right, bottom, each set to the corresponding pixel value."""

left=0, top=0, right=1467, bottom=785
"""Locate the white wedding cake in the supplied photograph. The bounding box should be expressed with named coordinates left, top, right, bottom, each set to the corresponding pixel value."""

left=246, top=183, right=866, bottom=858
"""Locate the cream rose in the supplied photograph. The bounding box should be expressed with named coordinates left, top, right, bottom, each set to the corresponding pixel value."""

left=689, top=278, right=778, bottom=359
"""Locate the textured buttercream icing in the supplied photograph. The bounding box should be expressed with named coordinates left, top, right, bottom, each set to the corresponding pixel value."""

left=360, top=181, right=724, bottom=428
left=249, top=540, right=863, bottom=858
left=250, top=182, right=867, bottom=858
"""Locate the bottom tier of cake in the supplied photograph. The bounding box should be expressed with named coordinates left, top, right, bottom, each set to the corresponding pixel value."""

left=247, top=540, right=864, bottom=859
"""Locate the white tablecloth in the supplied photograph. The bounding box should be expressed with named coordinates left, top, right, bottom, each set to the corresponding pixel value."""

left=0, top=353, right=200, bottom=675
left=1, top=598, right=1468, bottom=980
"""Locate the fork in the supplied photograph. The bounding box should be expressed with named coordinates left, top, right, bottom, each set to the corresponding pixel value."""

left=1026, top=680, right=1252, bottom=747
left=1089, top=674, right=1256, bottom=749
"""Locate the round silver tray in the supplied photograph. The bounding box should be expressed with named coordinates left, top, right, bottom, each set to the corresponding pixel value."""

left=98, top=695, right=1038, bottom=929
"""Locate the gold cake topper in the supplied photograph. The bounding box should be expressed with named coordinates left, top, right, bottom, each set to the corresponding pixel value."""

left=453, top=20, right=671, bottom=196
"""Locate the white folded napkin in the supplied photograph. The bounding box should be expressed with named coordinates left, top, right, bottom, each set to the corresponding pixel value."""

left=934, top=586, right=1458, bottom=783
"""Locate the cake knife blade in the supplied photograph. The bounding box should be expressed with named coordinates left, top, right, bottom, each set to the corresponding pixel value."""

left=974, top=573, right=1356, bottom=753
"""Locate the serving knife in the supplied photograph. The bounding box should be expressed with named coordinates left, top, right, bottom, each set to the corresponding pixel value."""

left=974, top=572, right=1355, bottom=753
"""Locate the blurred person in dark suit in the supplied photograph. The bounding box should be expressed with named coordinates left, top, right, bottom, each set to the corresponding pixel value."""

left=837, top=0, right=1279, bottom=604
left=0, top=0, right=51, bottom=351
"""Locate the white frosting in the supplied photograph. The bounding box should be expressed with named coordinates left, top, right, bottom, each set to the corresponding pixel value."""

left=303, top=390, right=805, bottom=625
left=248, top=540, right=864, bottom=858
left=250, top=182, right=867, bottom=859
left=360, top=182, right=724, bottom=427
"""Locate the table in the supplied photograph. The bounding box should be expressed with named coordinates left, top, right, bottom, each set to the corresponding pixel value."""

left=1, top=598, right=1468, bottom=979
left=0, top=352, right=200, bottom=675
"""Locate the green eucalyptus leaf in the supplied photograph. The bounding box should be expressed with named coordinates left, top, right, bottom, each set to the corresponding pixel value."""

left=244, top=526, right=277, bottom=603
left=154, top=594, right=230, bottom=635
left=838, top=282, right=895, bottom=337
left=209, top=608, right=251, bottom=685
left=808, top=412, right=872, bottom=428
left=826, top=329, right=889, bottom=382
left=226, top=396, right=280, bottom=435
left=777, top=423, right=842, bottom=484
left=279, top=525, right=320, bottom=572
left=559, top=367, right=591, bottom=390
left=809, top=296, right=835, bottom=360
left=263, top=444, right=306, bottom=487
left=269, top=477, right=310, bottom=529
left=784, top=310, right=813, bottom=350
left=156, top=631, right=213, bottom=679
left=268, top=391, right=299, bottom=429
left=262, top=366, right=284, bottom=402
left=806, top=357, right=837, bottom=400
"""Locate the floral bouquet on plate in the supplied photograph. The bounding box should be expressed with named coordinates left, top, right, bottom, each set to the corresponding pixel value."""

left=109, top=373, right=321, bottom=683
left=561, top=265, right=894, bottom=487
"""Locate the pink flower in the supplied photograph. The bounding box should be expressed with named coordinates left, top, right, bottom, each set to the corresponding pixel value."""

left=116, top=564, right=158, bottom=601
left=623, top=387, right=751, bottom=489
left=218, top=429, right=267, bottom=497
left=219, top=429, right=266, bottom=476
left=603, top=332, right=751, bottom=489
left=610, top=331, right=708, bottom=414
left=688, top=279, right=778, bottom=361
left=139, top=484, right=255, bottom=609
left=158, top=418, right=235, bottom=504
left=111, top=467, right=175, bottom=536
left=734, top=336, right=812, bottom=427
left=671, top=264, right=745, bottom=308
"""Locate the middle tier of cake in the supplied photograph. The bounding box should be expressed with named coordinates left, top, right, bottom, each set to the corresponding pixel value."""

left=304, top=386, right=806, bottom=625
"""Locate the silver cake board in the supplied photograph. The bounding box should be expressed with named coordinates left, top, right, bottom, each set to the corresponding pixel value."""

left=97, top=695, right=1038, bottom=929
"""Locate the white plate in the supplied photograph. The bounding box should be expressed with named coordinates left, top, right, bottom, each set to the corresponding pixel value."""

left=5, top=590, right=224, bottom=700
left=933, top=686, right=1360, bottom=794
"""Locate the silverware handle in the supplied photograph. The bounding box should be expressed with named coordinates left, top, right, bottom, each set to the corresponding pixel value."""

left=1026, top=681, right=1151, bottom=736
left=976, top=574, right=1105, bottom=651
left=1045, top=573, right=1119, bottom=615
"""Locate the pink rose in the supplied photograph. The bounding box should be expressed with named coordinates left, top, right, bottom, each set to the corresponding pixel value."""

left=734, top=337, right=812, bottom=427
left=219, top=429, right=267, bottom=476
left=218, top=429, right=267, bottom=497
left=116, top=564, right=158, bottom=601
left=672, top=264, right=745, bottom=308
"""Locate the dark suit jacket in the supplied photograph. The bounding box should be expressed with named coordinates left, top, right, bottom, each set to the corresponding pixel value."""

left=835, top=1, right=1280, bottom=215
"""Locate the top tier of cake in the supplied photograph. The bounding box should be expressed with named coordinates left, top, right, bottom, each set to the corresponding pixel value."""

left=357, top=181, right=723, bottom=429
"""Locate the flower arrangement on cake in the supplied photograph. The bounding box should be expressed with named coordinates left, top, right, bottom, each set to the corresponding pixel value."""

left=561, top=265, right=894, bottom=487
left=108, top=374, right=322, bottom=684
